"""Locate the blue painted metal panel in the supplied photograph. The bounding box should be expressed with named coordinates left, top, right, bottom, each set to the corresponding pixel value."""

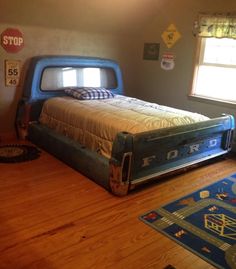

left=28, top=123, right=110, bottom=190
left=129, top=116, right=234, bottom=184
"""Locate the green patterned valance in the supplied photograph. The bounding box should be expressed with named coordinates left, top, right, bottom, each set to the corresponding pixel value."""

left=194, top=14, right=236, bottom=39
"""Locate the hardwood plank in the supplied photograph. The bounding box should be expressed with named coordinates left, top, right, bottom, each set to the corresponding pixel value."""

left=0, top=143, right=235, bottom=269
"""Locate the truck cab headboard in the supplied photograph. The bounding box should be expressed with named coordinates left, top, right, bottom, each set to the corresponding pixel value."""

left=23, top=55, right=124, bottom=102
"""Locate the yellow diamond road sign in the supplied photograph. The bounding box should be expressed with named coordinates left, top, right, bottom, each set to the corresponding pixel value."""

left=162, top=24, right=181, bottom=49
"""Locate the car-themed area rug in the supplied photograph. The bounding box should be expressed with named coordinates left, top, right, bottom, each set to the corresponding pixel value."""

left=0, top=144, right=41, bottom=163
left=139, top=173, right=236, bottom=269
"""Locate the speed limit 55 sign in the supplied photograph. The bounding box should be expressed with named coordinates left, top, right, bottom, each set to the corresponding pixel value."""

left=5, top=60, right=21, bottom=86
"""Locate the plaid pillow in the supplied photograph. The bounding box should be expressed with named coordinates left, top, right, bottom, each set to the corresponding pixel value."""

left=65, top=87, right=115, bottom=100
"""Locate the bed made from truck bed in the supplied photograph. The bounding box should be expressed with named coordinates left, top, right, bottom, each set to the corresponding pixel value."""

left=16, top=55, right=235, bottom=196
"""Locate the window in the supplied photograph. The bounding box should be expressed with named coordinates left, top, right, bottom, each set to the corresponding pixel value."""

left=191, top=13, right=236, bottom=104
left=83, top=68, right=101, bottom=87
left=191, top=37, right=236, bottom=104
left=40, top=67, right=117, bottom=91
left=62, top=68, right=77, bottom=87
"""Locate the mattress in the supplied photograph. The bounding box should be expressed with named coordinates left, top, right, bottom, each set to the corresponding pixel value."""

left=39, top=95, right=209, bottom=158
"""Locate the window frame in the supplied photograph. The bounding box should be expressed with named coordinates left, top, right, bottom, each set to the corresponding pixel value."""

left=190, top=37, right=236, bottom=107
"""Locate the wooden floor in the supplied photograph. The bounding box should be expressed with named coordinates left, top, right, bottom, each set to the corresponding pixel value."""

left=0, top=142, right=236, bottom=269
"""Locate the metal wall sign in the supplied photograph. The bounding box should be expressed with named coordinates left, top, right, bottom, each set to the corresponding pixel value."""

left=5, top=60, right=21, bottom=86
left=161, top=52, right=175, bottom=71
left=161, top=24, right=181, bottom=49
left=1, top=28, right=24, bottom=53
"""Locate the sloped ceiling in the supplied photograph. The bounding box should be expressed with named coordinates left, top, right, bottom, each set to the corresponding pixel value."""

left=0, top=0, right=168, bottom=34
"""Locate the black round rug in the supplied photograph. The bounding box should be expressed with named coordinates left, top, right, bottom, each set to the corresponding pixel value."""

left=0, top=144, right=41, bottom=163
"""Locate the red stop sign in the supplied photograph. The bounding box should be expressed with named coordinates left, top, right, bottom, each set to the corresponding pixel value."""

left=1, top=28, right=24, bottom=53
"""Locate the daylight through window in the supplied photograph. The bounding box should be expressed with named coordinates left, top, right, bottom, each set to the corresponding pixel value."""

left=191, top=37, right=236, bottom=104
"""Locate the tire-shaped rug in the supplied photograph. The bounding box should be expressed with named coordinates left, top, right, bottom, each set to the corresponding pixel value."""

left=0, top=144, right=41, bottom=163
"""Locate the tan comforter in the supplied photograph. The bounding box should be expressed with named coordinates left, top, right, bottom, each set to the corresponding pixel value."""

left=39, top=95, right=209, bottom=158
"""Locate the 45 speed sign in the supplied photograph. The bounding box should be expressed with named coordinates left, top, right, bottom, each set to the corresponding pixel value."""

left=5, top=60, right=21, bottom=86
